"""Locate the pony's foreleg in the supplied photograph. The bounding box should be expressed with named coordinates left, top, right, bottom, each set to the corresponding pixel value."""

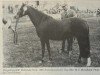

left=60, top=40, right=66, bottom=53
left=78, top=54, right=82, bottom=63
left=40, top=39, right=45, bottom=62
left=45, top=40, right=52, bottom=62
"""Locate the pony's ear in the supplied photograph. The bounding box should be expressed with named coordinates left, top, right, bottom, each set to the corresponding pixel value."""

left=22, top=3, right=25, bottom=6
left=25, top=1, right=28, bottom=5
left=22, top=3, right=25, bottom=5
left=22, top=1, right=28, bottom=5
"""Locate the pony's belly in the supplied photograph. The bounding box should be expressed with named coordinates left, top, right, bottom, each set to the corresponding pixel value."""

left=49, top=38, right=63, bottom=41
left=47, top=34, right=66, bottom=40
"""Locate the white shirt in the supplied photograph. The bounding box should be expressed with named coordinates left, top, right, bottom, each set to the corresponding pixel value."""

left=61, top=9, right=77, bottom=19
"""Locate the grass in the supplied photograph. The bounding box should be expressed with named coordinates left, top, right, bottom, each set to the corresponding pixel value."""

left=3, top=17, right=100, bottom=67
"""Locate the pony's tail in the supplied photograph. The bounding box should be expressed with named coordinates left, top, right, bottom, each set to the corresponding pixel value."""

left=73, top=21, right=90, bottom=58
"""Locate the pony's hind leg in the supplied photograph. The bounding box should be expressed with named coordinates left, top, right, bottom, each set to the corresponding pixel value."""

left=77, top=36, right=91, bottom=66
left=60, top=40, right=66, bottom=53
left=67, top=37, right=73, bottom=56
left=78, top=54, right=82, bottom=63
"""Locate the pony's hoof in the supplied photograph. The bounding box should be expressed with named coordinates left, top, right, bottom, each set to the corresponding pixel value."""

left=39, top=61, right=42, bottom=64
left=58, top=50, right=62, bottom=53
left=59, top=49, right=65, bottom=53
left=14, top=43, right=19, bottom=46
left=75, top=62, right=78, bottom=64
left=86, top=64, right=91, bottom=67
left=49, top=58, right=52, bottom=61
left=78, top=59, right=81, bottom=63
left=86, top=57, right=91, bottom=67
left=48, top=58, right=52, bottom=63
left=39, top=59, right=45, bottom=63
left=68, top=51, right=72, bottom=57
left=47, top=60, right=51, bottom=63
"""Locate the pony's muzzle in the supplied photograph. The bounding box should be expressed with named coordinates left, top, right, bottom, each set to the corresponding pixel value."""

left=8, top=26, right=11, bottom=29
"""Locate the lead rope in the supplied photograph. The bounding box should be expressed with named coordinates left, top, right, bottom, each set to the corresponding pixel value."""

left=8, top=18, right=19, bottom=44
left=14, top=18, right=19, bottom=44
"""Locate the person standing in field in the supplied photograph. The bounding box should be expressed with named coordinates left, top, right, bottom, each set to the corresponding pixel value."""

left=96, top=8, right=100, bottom=17
left=60, top=4, right=77, bottom=54
left=61, top=4, right=77, bottom=19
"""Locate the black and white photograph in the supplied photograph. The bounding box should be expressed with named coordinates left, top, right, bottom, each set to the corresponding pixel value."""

left=2, top=0, right=100, bottom=69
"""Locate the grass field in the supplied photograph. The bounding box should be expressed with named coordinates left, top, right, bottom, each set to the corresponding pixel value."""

left=3, top=16, right=100, bottom=67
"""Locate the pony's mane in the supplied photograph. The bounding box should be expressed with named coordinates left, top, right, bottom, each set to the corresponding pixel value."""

left=28, top=6, right=53, bottom=20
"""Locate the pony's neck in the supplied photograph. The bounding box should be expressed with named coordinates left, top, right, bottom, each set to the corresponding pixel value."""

left=27, top=6, right=50, bottom=27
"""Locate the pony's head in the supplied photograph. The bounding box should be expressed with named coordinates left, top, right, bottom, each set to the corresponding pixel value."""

left=14, top=3, right=28, bottom=19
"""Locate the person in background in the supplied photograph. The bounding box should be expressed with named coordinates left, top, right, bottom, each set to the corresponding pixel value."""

left=60, top=4, right=77, bottom=54
left=61, top=4, right=77, bottom=19
left=96, top=8, right=100, bottom=17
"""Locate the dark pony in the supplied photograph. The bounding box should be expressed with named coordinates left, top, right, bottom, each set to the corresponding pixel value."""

left=15, top=3, right=91, bottom=66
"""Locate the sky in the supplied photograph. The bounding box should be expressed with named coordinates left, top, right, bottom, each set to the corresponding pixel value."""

left=74, top=0, right=100, bottom=10
left=3, top=0, right=100, bottom=10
